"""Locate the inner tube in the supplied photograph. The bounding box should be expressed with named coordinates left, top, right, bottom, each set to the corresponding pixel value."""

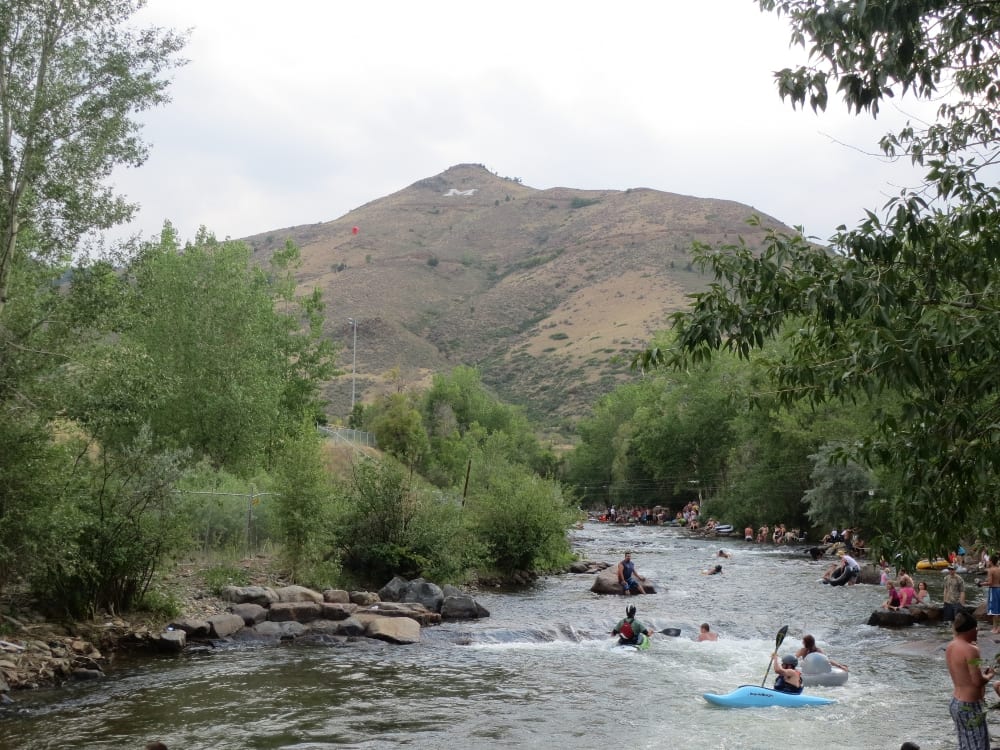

left=828, top=564, right=852, bottom=587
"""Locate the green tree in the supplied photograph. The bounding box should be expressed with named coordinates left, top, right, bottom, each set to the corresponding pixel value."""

left=0, top=0, right=185, bottom=319
left=273, top=420, right=338, bottom=587
left=336, top=457, right=467, bottom=585
left=29, top=427, right=190, bottom=619
left=122, top=227, right=334, bottom=474
left=367, top=391, right=430, bottom=468
left=638, top=1, right=1000, bottom=554
left=563, top=382, right=657, bottom=508
left=465, top=440, right=575, bottom=574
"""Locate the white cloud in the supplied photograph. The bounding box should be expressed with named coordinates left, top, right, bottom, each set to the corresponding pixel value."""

left=111, top=0, right=933, bottom=245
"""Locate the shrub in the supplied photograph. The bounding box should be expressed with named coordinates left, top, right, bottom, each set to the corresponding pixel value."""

left=465, top=455, right=575, bottom=574
left=202, top=565, right=251, bottom=595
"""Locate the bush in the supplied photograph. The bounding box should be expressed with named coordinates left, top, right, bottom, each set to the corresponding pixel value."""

left=202, top=564, right=252, bottom=595
left=136, top=588, right=182, bottom=618
left=29, top=428, right=191, bottom=619
left=336, top=458, right=468, bottom=585
left=465, top=458, right=575, bottom=574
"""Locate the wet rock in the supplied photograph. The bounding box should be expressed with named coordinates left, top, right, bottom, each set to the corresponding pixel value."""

left=867, top=609, right=915, bottom=627
left=441, top=595, right=488, bottom=620
left=365, top=616, right=420, bottom=645
left=403, top=579, right=443, bottom=611
left=71, top=668, right=103, bottom=681
left=590, top=568, right=658, bottom=595
left=156, top=630, right=186, bottom=652
left=169, top=617, right=211, bottom=637
left=207, top=613, right=245, bottom=638
left=334, top=617, right=366, bottom=637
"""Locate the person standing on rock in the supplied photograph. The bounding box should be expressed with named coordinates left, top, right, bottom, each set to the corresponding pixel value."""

left=986, top=554, right=1000, bottom=634
left=946, top=609, right=994, bottom=750
left=943, top=565, right=967, bottom=622
left=617, top=551, right=646, bottom=595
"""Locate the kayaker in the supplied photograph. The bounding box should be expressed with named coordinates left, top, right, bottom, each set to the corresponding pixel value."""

left=771, top=653, right=803, bottom=694
left=611, top=604, right=652, bottom=647
left=796, top=634, right=848, bottom=671
left=617, top=551, right=646, bottom=595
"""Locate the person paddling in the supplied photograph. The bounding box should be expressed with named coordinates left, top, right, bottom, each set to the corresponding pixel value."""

left=612, top=604, right=652, bottom=647
left=771, top=653, right=803, bottom=694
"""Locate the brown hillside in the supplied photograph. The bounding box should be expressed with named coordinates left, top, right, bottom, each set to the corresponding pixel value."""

left=243, top=163, right=791, bottom=432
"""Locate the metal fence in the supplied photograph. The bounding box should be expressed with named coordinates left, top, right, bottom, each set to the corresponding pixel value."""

left=317, top=426, right=378, bottom=448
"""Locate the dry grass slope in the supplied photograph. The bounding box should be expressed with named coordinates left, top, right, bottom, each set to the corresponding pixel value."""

left=243, top=163, right=794, bottom=433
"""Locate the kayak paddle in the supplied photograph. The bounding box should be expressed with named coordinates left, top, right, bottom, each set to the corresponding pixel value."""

left=659, top=628, right=681, bottom=637
left=761, top=624, right=789, bottom=687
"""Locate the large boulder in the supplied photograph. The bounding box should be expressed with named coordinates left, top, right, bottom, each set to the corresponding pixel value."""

left=366, top=616, right=420, bottom=645
left=440, top=595, right=490, bottom=621
left=208, top=613, right=246, bottom=638
left=229, top=603, right=268, bottom=626
left=322, top=589, right=350, bottom=604
left=251, top=621, right=307, bottom=640
left=155, top=629, right=186, bottom=652
left=867, top=609, right=915, bottom=628
left=590, top=568, right=657, bottom=595
left=220, top=585, right=278, bottom=607
left=403, top=579, right=444, bottom=611
left=350, top=591, right=380, bottom=606
left=378, top=576, right=409, bottom=602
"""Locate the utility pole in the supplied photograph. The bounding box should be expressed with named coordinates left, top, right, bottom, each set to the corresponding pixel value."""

left=347, top=317, right=357, bottom=411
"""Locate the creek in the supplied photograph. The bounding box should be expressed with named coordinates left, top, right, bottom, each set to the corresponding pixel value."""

left=0, top=523, right=985, bottom=749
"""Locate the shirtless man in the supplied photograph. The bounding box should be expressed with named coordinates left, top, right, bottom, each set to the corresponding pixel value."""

left=946, top=610, right=995, bottom=750
left=987, top=554, right=1000, bottom=634
left=697, top=623, right=718, bottom=641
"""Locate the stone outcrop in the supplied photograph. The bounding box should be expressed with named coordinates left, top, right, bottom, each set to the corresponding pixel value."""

left=569, top=560, right=610, bottom=574
left=590, top=567, right=658, bottom=595
left=0, top=574, right=490, bottom=700
left=377, top=576, right=490, bottom=621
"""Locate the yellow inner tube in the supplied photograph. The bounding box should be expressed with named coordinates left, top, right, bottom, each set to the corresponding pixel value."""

left=916, top=559, right=950, bottom=570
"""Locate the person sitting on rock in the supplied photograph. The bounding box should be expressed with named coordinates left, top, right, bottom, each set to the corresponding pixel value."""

left=882, top=581, right=902, bottom=611
left=612, top=604, right=652, bottom=647
left=617, top=551, right=646, bottom=595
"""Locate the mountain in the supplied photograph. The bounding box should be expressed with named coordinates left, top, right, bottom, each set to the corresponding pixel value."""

left=243, top=163, right=792, bottom=435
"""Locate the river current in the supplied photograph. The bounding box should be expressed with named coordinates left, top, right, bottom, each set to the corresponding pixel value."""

left=0, top=523, right=986, bottom=749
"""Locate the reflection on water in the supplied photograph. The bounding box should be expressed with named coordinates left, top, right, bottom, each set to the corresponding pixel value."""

left=0, top=524, right=979, bottom=749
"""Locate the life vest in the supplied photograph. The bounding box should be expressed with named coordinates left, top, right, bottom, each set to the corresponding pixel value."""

left=619, top=619, right=635, bottom=640
left=774, top=672, right=803, bottom=694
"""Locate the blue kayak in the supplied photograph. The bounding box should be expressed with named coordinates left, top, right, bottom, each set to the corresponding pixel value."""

left=703, top=685, right=836, bottom=708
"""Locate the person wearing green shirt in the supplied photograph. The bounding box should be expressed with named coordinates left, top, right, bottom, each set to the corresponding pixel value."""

left=612, top=604, right=652, bottom=647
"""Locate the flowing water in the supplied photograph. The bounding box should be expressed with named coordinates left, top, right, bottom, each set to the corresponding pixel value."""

left=0, top=524, right=985, bottom=749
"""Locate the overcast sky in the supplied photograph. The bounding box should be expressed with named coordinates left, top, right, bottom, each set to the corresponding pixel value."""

left=112, top=0, right=932, bottom=245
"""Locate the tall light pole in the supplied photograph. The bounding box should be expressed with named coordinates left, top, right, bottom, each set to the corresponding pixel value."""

left=347, top=317, right=357, bottom=412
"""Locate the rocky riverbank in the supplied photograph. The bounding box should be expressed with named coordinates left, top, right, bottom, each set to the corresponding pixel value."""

left=0, top=559, right=490, bottom=703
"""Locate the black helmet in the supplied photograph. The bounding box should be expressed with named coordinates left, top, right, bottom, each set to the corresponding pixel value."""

left=626, top=605, right=637, bottom=618
left=781, top=654, right=798, bottom=668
